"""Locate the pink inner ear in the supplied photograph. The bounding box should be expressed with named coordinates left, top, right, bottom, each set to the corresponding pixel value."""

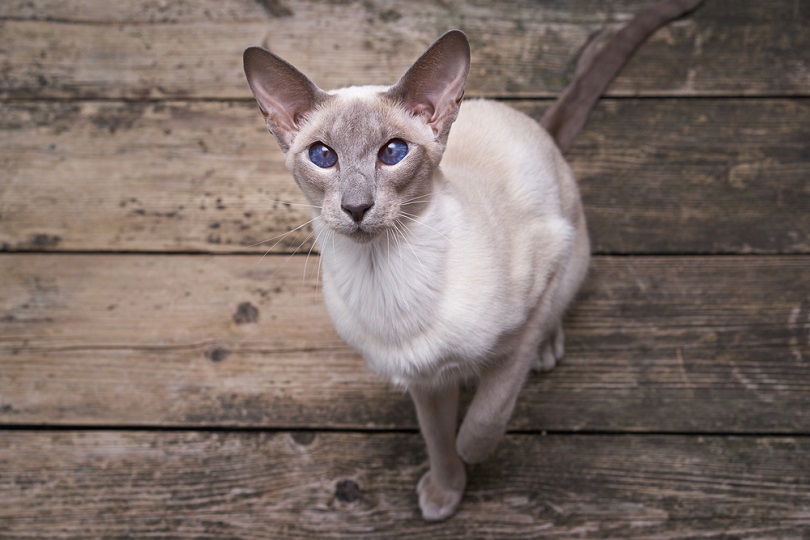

left=388, top=31, right=470, bottom=142
left=411, top=103, right=434, bottom=121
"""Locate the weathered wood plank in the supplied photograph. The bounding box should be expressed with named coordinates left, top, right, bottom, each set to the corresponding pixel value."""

left=0, top=100, right=307, bottom=253
left=2, top=99, right=807, bottom=254
left=2, top=254, right=808, bottom=432
left=0, top=431, right=808, bottom=538
left=568, top=99, right=810, bottom=254
left=0, top=0, right=284, bottom=22
left=1, top=0, right=807, bottom=99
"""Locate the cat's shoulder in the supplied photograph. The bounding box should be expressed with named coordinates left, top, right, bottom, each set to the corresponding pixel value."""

left=449, top=98, right=557, bottom=162
left=456, top=99, right=552, bottom=141
left=457, top=98, right=535, bottom=123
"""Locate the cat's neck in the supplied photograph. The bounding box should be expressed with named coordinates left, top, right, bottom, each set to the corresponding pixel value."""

left=317, top=181, right=454, bottom=342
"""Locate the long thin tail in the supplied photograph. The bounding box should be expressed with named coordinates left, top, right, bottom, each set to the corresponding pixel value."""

left=540, top=0, right=704, bottom=153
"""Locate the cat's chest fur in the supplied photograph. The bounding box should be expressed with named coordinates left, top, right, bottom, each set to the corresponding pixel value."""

left=319, top=99, right=578, bottom=386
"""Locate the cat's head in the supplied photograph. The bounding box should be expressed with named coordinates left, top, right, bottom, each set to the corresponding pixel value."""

left=243, top=31, right=470, bottom=243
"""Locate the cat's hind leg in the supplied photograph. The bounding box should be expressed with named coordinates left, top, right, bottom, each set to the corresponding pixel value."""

left=456, top=274, right=567, bottom=464
left=454, top=323, right=540, bottom=465
left=532, top=324, right=565, bottom=372
left=409, top=382, right=466, bottom=521
left=456, top=337, right=540, bottom=464
left=532, top=221, right=588, bottom=374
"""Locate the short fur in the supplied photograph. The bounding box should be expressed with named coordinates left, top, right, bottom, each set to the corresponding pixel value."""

left=243, top=0, right=704, bottom=521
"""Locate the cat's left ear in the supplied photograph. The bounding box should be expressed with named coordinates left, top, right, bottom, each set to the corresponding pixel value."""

left=388, top=30, right=470, bottom=144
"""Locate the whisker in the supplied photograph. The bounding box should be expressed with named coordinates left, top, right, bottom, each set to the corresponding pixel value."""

left=262, top=196, right=322, bottom=210
left=307, top=220, right=331, bottom=288
left=385, top=228, right=391, bottom=269
left=314, top=229, right=330, bottom=291
left=402, top=191, right=486, bottom=207
left=401, top=192, right=434, bottom=207
left=399, top=212, right=449, bottom=241
left=303, top=223, right=324, bottom=284
left=253, top=220, right=317, bottom=269
left=248, top=217, right=316, bottom=249
left=268, top=225, right=317, bottom=277
left=331, top=227, right=337, bottom=264
left=393, top=220, right=429, bottom=282
left=388, top=222, right=403, bottom=273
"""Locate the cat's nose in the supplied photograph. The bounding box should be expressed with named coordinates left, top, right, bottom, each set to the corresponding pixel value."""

left=341, top=201, right=373, bottom=223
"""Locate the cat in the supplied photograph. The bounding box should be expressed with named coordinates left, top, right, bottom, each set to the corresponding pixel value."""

left=243, top=0, right=704, bottom=521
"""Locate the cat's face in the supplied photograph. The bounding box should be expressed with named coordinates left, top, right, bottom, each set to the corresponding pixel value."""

left=244, top=31, right=470, bottom=243
left=286, top=88, right=443, bottom=243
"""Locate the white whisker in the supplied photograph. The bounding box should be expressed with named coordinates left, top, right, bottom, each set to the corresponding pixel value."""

left=263, top=196, right=322, bottom=210
left=390, top=221, right=406, bottom=274
left=314, top=229, right=330, bottom=291
left=402, top=191, right=485, bottom=207
left=401, top=192, right=434, bottom=207
left=393, top=220, right=429, bottom=282
left=385, top=228, right=391, bottom=268
left=399, top=212, right=449, bottom=241
left=248, top=217, right=315, bottom=249
left=331, top=227, right=337, bottom=263
left=310, top=220, right=332, bottom=290
left=303, top=222, right=324, bottom=284
left=253, top=219, right=317, bottom=268
left=260, top=222, right=318, bottom=278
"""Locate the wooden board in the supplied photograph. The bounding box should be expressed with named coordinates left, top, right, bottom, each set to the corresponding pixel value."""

left=2, top=254, right=808, bottom=432
left=1, top=430, right=808, bottom=538
left=1, top=0, right=808, bottom=99
left=2, top=99, right=808, bottom=255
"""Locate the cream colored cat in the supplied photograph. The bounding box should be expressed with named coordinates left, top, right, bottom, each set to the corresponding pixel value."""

left=243, top=0, right=703, bottom=521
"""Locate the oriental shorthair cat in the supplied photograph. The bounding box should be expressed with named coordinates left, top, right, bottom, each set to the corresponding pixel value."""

left=243, top=0, right=705, bottom=521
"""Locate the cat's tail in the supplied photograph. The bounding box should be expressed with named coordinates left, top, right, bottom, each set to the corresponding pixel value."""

left=540, top=0, right=704, bottom=154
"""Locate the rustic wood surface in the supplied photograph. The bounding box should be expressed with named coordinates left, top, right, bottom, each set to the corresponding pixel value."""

left=1, top=0, right=808, bottom=99
left=1, top=0, right=809, bottom=537
left=1, top=255, right=809, bottom=432
left=2, top=99, right=808, bottom=254
left=1, top=431, right=809, bottom=539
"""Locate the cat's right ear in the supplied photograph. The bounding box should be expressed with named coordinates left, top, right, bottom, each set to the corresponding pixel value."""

left=243, top=47, right=328, bottom=152
left=388, top=30, right=471, bottom=145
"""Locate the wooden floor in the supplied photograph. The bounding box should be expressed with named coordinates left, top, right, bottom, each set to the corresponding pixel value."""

left=1, top=1, right=809, bottom=538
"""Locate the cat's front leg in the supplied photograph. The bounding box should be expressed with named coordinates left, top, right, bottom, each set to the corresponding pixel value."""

left=409, top=382, right=466, bottom=521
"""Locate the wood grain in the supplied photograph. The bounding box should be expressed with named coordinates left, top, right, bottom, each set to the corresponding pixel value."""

left=2, top=0, right=808, bottom=536
left=1, top=0, right=807, bottom=99
left=2, top=254, right=808, bottom=432
left=1, top=430, right=808, bottom=538
left=2, top=99, right=807, bottom=255
left=567, top=99, right=810, bottom=254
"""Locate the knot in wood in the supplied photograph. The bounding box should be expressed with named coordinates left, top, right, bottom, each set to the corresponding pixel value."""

left=233, top=301, right=259, bottom=324
left=206, top=346, right=231, bottom=363
left=334, top=479, right=361, bottom=503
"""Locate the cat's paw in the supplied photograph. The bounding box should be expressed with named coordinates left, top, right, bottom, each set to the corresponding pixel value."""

left=532, top=326, right=565, bottom=372
left=416, top=469, right=465, bottom=522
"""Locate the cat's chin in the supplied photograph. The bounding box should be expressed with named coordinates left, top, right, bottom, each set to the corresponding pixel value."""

left=343, top=228, right=380, bottom=244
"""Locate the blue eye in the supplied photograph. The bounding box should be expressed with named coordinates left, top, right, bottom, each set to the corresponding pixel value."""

left=378, top=139, right=408, bottom=166
left=309, top=142, right=338, bottom=168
